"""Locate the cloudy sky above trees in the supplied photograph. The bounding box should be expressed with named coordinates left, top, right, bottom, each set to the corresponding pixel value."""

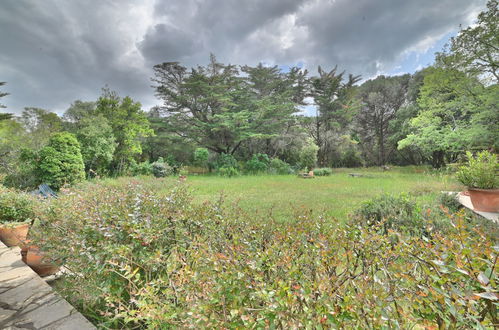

left=0, top=0, right=487, bottom=114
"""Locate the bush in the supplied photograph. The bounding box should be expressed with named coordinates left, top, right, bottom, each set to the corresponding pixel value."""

left=37, top=132, right=85, bottom=190
left=269, top=158, right=293, bottom=174
left=193, top=148, right=209, bottom=170
left=151, top=157, right=172, bottom=178
left=352, top=193, right=422, bottom=235
left=299, top=140, right=319, bottom=171
left=456, top=150, right=498, bottom=189
left=313, top=168, right=332, bottom=176
left=216, top=153, right=238, bottom=170
left=218, top=166, right=239, bottom=177
left=129, top=161, right=153, bottom=176
left=0, top=186, right=36, bottom=224
left=245, top=153, right=270, bottom=174
left=32, top=181, right=498, bottom=328
left=438, top=192, right=461, bottom=212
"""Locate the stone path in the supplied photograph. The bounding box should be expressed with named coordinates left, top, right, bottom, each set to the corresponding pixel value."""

left=0, top=241, right=95, bottom=329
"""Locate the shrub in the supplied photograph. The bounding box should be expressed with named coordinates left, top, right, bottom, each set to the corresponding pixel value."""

left=438, top=192, right=461, bottom=212
left=299, top=140, right=319, bottom=171
left=151, top=157, right=172, bottom=177
left=269, top=158, right=293, bottom=174
left=216, top=153, right=238, bottom=170
left=218, top=166, right=239, bottom=177
left=313, top=168, right=332, bottom=176
left=0, top=186, right=36, bottom=224
left=245, top=153, right=270, bottom=174
left=129, top=161, right=153, bottom=176
left=193, top=148, right=209, bottom=170
left=339, top=148, right=364, bottom=168
left=37, top=132, right=85, bottom=190
left=456, top=150, right=498, bottom=189
left=352, top=193, right=422, bottom=235
left=32, top=182, right=498, bottom=328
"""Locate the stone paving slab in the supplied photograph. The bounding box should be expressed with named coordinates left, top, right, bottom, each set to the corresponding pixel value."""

left=0, top=241, right=95, bottom=329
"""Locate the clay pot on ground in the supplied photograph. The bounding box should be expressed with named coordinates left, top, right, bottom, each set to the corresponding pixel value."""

left=20, top=245, right=60, bottom=277
left=0, top=223, right=30, bottom=247
left=468, top=188, right=499, bottom=212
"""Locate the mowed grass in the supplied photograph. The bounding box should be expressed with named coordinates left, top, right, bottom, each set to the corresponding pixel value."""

left=182, top=167, right=462, bottom=221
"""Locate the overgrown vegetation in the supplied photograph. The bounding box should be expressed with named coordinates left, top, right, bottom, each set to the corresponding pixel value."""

left=30, top=180, right=498, bottom=328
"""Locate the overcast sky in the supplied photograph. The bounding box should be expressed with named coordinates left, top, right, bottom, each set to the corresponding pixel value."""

left=0, top=0, right=487, bottom=115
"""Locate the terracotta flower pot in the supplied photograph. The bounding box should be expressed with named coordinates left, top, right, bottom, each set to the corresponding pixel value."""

left=468, top=188, right=499, bottom=212
left=0, top=223, right=29, bottom=247
left=20, top=245, right=60, bottom=277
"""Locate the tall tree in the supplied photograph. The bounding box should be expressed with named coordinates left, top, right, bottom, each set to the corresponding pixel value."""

left=437, top=0, right=498, bottom=83
left=398, top=67, right=498, bottom=167
left=308, top=66, right=360, bottom=166
left=19, top=107, right=63, bottom=150
left=355, top=75, right=410, bottom=166
left=152, top=55, right=306, bottom=155
left=95, top=89, right=153, bottom=174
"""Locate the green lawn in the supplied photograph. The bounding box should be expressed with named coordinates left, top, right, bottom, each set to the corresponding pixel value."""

left=179, top=167, right=461, bottom=221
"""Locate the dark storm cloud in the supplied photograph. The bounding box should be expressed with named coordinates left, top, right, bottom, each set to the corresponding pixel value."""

left=0, top=0, right=486, bottom=114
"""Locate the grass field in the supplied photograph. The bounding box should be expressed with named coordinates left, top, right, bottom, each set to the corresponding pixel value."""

left=177, top=167, right=462, bottom=221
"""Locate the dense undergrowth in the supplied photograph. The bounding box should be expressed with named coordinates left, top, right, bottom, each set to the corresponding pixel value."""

left=31, top=179, right=498, bottom=328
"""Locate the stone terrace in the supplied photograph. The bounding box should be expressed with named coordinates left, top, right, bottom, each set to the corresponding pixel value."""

left=0, top=241, right=95, bottom=329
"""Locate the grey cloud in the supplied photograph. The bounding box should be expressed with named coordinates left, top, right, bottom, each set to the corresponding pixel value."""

left=0, top=0, right=487, bottom=115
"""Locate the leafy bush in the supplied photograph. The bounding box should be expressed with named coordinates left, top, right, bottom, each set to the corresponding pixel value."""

left=456, top=150, right=498, bottom=189
left=313, top=168, right=332, bottom=176
left=245, top=153, right=270, bottom=174
left=0, top=186, right=36, bottom=224
left=339, top=148, right=364, bottom=168
left=352, top=193, right=423, bottom=235
left=129, top=161, right=153, bottom=176
left=299, top=140, right=319, bottom=171
left=151, top=157, right=172, bottom=177
left=193, top=148, right=209, bottom=169
left=218, top=166, right=239, bottom=177
left=216, top=153, right=238, bottom=170
left=37, top=132, right=85, bottom=190
left=438, top=192, right=461, bottom=212
left=32, top=182, right=498, bottom=328
left=269, top=158, right=293, bottom=174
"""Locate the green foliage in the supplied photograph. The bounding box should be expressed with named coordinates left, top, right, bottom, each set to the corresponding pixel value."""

left=0, top=81, right=9, bottom=108
left=75, top=115, right=116, bottom=175
left=313, top=167, right=332, bottom=176
left=32, top=181, right=498, bottom=328
left=268, top=158, right=293, bottom=174
left=193, top=147, right=209, bottom=169
left=218, top=166, right=239, bottom=177
left=129, top=161, right=153, bottom=176
left=438, top=192, right=462, bottom=213
left=245, top=153, right=270, bottom=174
left=457, top=151, right=498, bottom=189
left=151, top=157, right=172, bottom=178
left=152, top=56, right=306, bottom=155
left=216, top=153, right=238, bottom=169
left=299, top=140, right=319, bottom=171
left=96, top=89, right=153, bottom=174
left=352, top=193, right=423, bottom=235
left=0, top=186, right=35, bottom=224
left=37, top=132, right=85, bottom=189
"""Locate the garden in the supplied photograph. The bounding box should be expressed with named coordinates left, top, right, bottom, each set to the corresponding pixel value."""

left=0, top=2, right=498, bottom=328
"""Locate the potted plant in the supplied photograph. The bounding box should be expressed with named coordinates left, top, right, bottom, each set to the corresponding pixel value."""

left=0, top=187, right=36, bottom=247
left=457, top=151, right=499, bottom=212
left=20, top=240, right=60, bottom=277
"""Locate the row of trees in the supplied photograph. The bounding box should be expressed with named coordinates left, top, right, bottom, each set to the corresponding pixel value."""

left=0, top=0, right=497, bottom=188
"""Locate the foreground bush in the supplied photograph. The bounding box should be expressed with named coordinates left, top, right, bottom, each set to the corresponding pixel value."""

left=33, top=181, right=498, bottom=328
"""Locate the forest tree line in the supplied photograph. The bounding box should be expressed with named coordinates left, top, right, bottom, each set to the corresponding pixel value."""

left=0, top=0, right=497, bottom=189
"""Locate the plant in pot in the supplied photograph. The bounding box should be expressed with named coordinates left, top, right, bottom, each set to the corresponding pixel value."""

left=0, top=187, right=36, bottom=247
left=20, top=219, right=61, bottom=277
left=457, top=150, right=499, bottom=212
